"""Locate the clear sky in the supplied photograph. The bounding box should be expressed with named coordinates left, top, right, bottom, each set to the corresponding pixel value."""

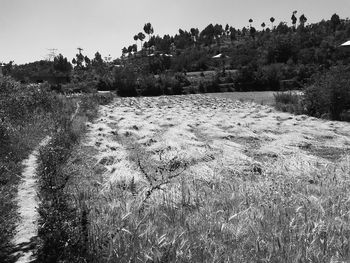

left=1, top=0, right=349, bottom=64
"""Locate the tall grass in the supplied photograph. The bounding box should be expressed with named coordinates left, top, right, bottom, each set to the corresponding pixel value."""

left=274, top=91, right=304, bottom=114
left=57, top=138, right=350, bottom=262
left=35, top=93, right=114, bottom=262
left=0, top=77, right=68, bottom=262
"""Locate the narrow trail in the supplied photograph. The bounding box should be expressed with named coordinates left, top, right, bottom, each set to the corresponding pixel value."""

left=11, top=101, right=81, bottom=263
left=11, top=136, right=50, bottom=263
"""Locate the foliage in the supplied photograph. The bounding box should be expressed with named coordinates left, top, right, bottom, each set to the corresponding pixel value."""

left=274, top=91, right=304, bottom=114
left=0, top=76, right=69, bottom=262
left=303, top=65, right=350, bottom=120
left=36, top=94, right=114, bottom=262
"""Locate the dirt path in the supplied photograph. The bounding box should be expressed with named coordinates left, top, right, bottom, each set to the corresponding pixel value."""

left=11, top=137, right=50, bottom=263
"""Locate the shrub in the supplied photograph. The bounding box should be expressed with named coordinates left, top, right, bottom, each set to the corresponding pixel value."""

left=303, top=65, right=350, bottom=120
left=114, top=67, right=138, bottom=97
left=139, top=75, right=163, bottom=96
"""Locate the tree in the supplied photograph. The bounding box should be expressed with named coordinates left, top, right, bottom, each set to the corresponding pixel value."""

left=210, top=24, right=224, bottom=46
left=200, top=24, right=216, bottom=45
left=84, top=56, right=91, bottom=68
left=261, top=22, right=266, bottom=31
left=190, top=28, right=199, bottom=45
left=138, top=32, right=146, bottom=52
left=250, top=27, right=257, bottom=39
left=122, top=47, right=128, bottom=57
left=74, top=50, right=85, bottom=69
left=299, top=14, right=307, bottom=27
left=92, top=52, right=104, bottom=66
left=133, top=34, right=139, bottom=49
left=291, top=11, right=297, bottom=30
left=53, top=54, right=72, bottom=73
left=1, top=61, right=14, bottom=76
left=127, top=45, right=133, bottom=55
left=229, top=27, right=237, bottom=42
left=330, top=13, right=340, bottom=32
left=270, top=17, right=275, bottom=29
left=144, top=22, right=154, bottom=54
left=225, top=24, right=230, bottom=35
left=249, top=19, right=253, bottom=28
left=91, top=52, right=106, bottom=74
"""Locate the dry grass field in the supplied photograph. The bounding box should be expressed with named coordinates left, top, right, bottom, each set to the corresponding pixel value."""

left=207, top=91, right=277, bottom=105
left=65, top=94, right=350, bottom=262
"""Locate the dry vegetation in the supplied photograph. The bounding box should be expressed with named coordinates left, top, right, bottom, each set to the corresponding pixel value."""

left=56, top=94, right=350, bottom=262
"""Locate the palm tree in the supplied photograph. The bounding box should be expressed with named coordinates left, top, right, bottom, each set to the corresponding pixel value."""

left=249, top=19, right=253, bottom=28
left=138, top=32, right=145, bottom=53
left=133, top=35, right=139, bottom=50
left=143, top=22, right=154, bottom=54
left=270, top=17, right=275, bottom=29
left=122, top=47, right=128, bottom=57
left=261, top=22, right=266, bottom=31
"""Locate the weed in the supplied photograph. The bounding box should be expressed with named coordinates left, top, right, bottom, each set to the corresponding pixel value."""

left=274, top=91, right=304, bottom=114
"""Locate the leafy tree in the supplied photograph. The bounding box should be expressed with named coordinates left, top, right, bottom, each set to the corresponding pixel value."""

left=229, top=27, right=237, bottom=42
left=1, top=61, right=14, bottom=76
left=250, top=27, right=257, bottom=39
left=213, top=24, right=224, bottom=44
left=74, top=52, right=85, bottom=69
left=92, top=52, right=104, bottom=66
left=200, top=24, right=215, bottom=45
left=53, top=54, right=72, bottom=73
left=330, top=13, right=340, bottom=32
left=225, top=24, right=230, bottom=35
left=261, top=22, right=266, bottom=31
left=276, top=22, right=290, bottom=34
left=84, top=56, right=91, bottom=68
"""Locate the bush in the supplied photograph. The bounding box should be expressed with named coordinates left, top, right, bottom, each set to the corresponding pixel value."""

left=114, top=67, right=138, bottom=97
left=303, top=65, right=350, bottom=120
left=139, top=76, right=163, bottom=96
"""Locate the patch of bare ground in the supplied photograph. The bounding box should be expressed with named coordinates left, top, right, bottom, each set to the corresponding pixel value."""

left=11, top=137, right=50, bottom=263
left=68, top=94, right=350, bottom=262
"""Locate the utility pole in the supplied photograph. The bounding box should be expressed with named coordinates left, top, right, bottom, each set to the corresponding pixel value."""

left=47, top=48, right=57, bottom=61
